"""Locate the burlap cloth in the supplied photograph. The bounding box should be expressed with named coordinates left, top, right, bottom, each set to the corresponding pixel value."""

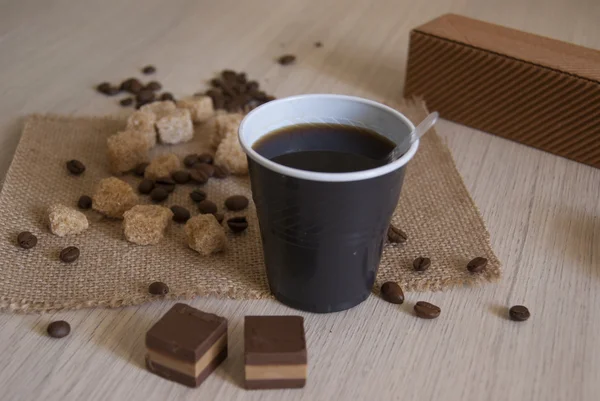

left=0, top=100, right=501, bottom=313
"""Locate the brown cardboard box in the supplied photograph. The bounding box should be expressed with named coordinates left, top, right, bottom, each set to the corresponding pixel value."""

left=404, top=14, right=600, bottom=168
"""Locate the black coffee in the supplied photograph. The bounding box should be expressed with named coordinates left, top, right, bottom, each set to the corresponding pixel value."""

left=253, top=124, right=395, bottom=173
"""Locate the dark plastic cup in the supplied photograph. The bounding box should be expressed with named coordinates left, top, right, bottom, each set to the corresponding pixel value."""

left=239, top=94, right=419, bottom=313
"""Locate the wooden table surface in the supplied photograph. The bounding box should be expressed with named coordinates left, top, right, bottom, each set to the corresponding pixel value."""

left=1, top=0, right=599, bottom=400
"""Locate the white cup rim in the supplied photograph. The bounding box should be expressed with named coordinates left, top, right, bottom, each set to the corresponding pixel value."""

left=238, top=94, right=419, bottom=182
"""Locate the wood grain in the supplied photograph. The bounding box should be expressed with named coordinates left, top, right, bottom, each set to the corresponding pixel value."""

left=0, top=0, right=599, bottom=400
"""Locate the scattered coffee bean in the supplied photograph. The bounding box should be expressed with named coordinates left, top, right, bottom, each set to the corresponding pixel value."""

left=60, top=246, right=80, bottom=263
left=213, top=165, right=230, bottom=179
left=509, top=305, right=530, bottom=322
left=159, top=92, right=175, bottom=101
left=227, top=216, right=249, bottom=233
left=277, top=54, right=297, bottom=65
left=47, top=321, right=71, bottom=338
left=197, top=153, right=213, bottom=164
left=189, top=189, right=207, bottom=203
left=134, top=162, right=149, bottom=176
left=148, top=281, right=169, bottom=295
left=214, top=212, right=224, bottom=223
left=195, top=163, right=214, bottom=177
left=190, top=168, right=209, bottom=184
left=414, top=301, right=441, bottom=319
left=120, top=78, right=144, bottom=94
left=198, top=200, right=217, bottom=215
left=66, top=160, right=85, bottom=175
left=413, top=257, right=431, bottom=272
left=77, top=195, right=92, bottom=210
left=387, top=225, right=407, bottom=243
left=170, top=205, right=191, bottom=223
left=146, top=81, right=162, bottom=91
left=17, top=231, right=37, bottom=249
left=119, top=97, right=134, bottom=107
left=171, top=170, right=191, bottom=184
left=204, top=69, right=276, bottom=113
left=225, top=195, right=249, bottom=211
left=467, top=257, right=488, bottom=273
left=138, top=179, right=155, bottom=194
left=136, top=89, right=155, bottom=103
left=96, top=82, right=119, bottom=96
left=150, top=187, right=169, bottom=202
left=184, top=154, right=200, bottom=167
left=155, top=177, right=176, bottom=193
left=380, top=281, right=404, bottom=304
left=142, top=65, right=156, bottom=74
left=314, top=41, right=323, bottom=47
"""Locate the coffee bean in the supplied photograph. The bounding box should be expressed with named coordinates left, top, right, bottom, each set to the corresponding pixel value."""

left=467, top=257, right=488, bottom=273
left=198, top=200, right=217, bottom=215
left=142, top=65, right=156, bottom=74
left=170, top=205, right=191, bottom=223
left=146, top=81, right=162, bottom=91
left=148, top=281, right=169, bottom=295
left=387, top=225, right=407, bottom=243
left=17, top=231, right=37, bottom=249
left=190, top=168, right=209, bottom=184
left=214, top=212, right=224, bottom=223
left=221, top=70, right=237, bottom=81
left=66, top=160, right=85, bottom=175
left=138, top=179, right=155, bottom=194
left=189, top=189, right=207, bottom=203
left=159, top=92, right=175, bottom=101
left=414, top=301, right=440, bottom=319
left=47, top=321, right=70, bottom=338
left=171, top=170, right=191, bottom=184
left=277, top=54, right=296, bottom=65
left=134, top=162, right=149, bottom=176
left=183, top=154, right=200, bottom=167
left=120, top=78, right=143, bottom=94
left=119, top=97, right=134, bottom=107
left=413, top=257, right=431, bottom=272
left=509, top=305, right=530, bottom=321
left=197, top=153, right=213, bottom=164
left=60, top=246, right=80, bottom=263
left=136, top=89, right=155, bottom=103
left=155, top=177, right=175, bottom=193
left=77, top=195, right=92, bottom=210
left=150, top=187, right=169, bottom=202
left=97, top=82, right=119, bottom=96
left=315, top=41, right=323, bottom=47
left=227, top=216, right=248, bottom=233
left=237, top=72, right=247, bottom=84
left=380, top=281, right=404, bottom=304
left=213, top=165, right=230, bottom=179
left=194, top=163, right=214, bottom=177
left=225, top=195, right=249, bottom=211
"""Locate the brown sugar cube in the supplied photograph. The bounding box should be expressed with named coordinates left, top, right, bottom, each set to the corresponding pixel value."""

left=126, top=111, right=157, bottom=148
left=244, top=316, right=307, bottom=390
left=123, top=205, right=173, bottom=245
left=92, top=177, right=138, bottom=218
left=48, top=204, right=89, bottom=237
left=144, top=153, right=182, bottom=180
left=140, top=100, right=176, bottom=120
left=184, top=214, right=227, bottom=256
left=209, top=112, right=243, bottom=149
left=156, top=108, right=194, bottom=144
left=106, top=130, right=150, bottom=174
left=214, top=128, right=248, bottom=175
left=146, top=303, right=228, bottom=387
left=176, top=96, right=214, bottom=124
